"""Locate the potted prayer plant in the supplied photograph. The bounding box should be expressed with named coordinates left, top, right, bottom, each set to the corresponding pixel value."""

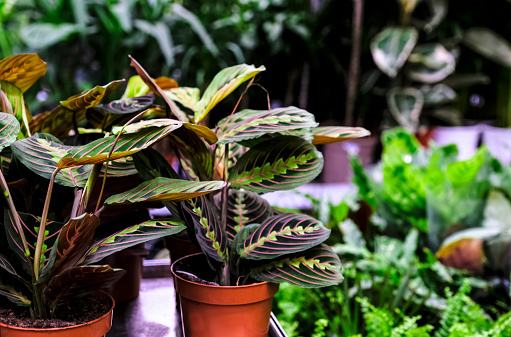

left=124, top=58, right=371, bottom=336
left=0, top=54, right=229, bottom=335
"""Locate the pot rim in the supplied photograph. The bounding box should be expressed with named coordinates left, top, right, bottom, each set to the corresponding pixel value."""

left=171, top=252, right=272, bottom=290
left=0, top=291, right=115, bottom=332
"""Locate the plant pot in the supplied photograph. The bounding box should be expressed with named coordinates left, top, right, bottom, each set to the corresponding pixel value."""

left=431, top=125, right=481, bottom=160
left=0, top=292, right=114, bottom=337
left=480, top=125, right=511, bottom=164
left=171, top=253, right=279, bottom=337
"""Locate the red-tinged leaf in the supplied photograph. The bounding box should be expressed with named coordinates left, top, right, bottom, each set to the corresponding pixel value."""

left=170, top=127, right=213, bottom=181
left=48, top=213, right=100, bottom=278
left=44, top=265, right=125, bottom=308
left=111, top=118, right=181, bottom=134
left=213, top=143, right=250, bottom=180
left=96, top=94, right=155, bottom=115
left=183, top=123, right=218, bottom=144
left=194, top=64, right=265, bottom=123
left=228, top=136, right=323, bottom=193
left=60, top=80, right=124, bottom=111
left=0, top=253, right=20, bottom=277
left=0, top=113, right=20, bottom=151
left=235, top=213, right=330, bottom=260
left=129, top=56, right=187, bottom=121
left=0, top=80, right=32, bottom=138
left=0, top=88, right=13, bottom=115
left=58, top=120, right=182, bottom=168
left=182, top=196, right=226, bottom=262
left=214, top=189, right=273, bottom=240
left=312, top=126, right=371, bottom=145
left=4, top=211, right=61, bottom=275
left=83, top=219, right=186, bottom=264
left=249, top=245, right=343, bottom=288
left=0, top=283, right=31, bottom=306
left=105, top=177, right=226, bottom=205
left=216, top=107, right=317, bottom=145
left=0, top=54, right=47, bottom=93
left=29, top=105, right=85, bottom=140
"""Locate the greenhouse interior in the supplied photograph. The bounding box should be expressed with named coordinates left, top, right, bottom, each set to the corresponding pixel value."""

left=2, top=0, right=511, bottom=336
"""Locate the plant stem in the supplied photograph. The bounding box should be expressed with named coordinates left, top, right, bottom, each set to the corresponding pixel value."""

left=77, top=163, right=101, bottom=215
left=345, top=0, right=364, bottom=126
left=220, top=144, right=230, bottom=286
left=34, top=169, right=59, bottom=280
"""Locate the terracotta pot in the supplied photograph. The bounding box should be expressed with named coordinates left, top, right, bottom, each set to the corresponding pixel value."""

left=171, top=253, right=279, bottom=337
left=0, top=292, right=114, bottom=336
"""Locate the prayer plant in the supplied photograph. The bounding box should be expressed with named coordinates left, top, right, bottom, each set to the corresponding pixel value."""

left=126, top=57, right=371, bottom=287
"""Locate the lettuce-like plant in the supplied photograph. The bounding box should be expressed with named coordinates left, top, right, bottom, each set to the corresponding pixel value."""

left=126, top=57, right=370, bottom=287
left=0, top=54, right=228, bottom=320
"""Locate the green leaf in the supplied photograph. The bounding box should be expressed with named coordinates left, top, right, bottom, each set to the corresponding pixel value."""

left=249, top=245, right=343, bottom=288
left=95, top=93, right=155, bottom=115
left=236, top=213, right=330, bottom=260
left=311, top=126, right=371, bottom=145
left=60, top=80, right=124, bottom=111
left=44, top=265, right=125, bottom=308
left=181, top=196, right=226, bottom=262
left=0, top=54, right=47, bottom=93
left=121, top=75, right=151, bottom=99
left=463, top=27, right=511, bottom=68
left=0, top=283, right=31, bottom=306
left=132, top=148, right=179, bottom=181
left=0, top=113, right=20, bottom=151
left=386, top=87, right=424, bottom=132
left=164, top=87, right=200, bottom=112
left=58, top=119, right=182, bottom=168
left=407, top=44, right=456, bottom=83
left=105, top=177, right=226, bottom=205
left=421, top=84, right=457, bottom=105
left=20, top=23, right=80, bottom=49
left=83, top=219, right=186, bottom=264
left=194, top=64, right=265, bottom=123
left=229, top=136, right=323, bottom=193
left=216, top=107, right=317, bottom=145
left=0, top=253, right=20, bottom=277
left=29, top=105, right=80, bottom=139
left=170, top=126, right=213, bottom=181
left=371, top=27, right=418, bottom=77
left=214, top=189, right=273, bottom=240
left=0, top=81, right=32, bottom=138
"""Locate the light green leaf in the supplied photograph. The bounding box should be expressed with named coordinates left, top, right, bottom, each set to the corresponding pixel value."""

left=371, top=26, right=418, bottom=77
left=386, top=87, right=424, bottom=132
left=407, top=44, right=456, bottom=83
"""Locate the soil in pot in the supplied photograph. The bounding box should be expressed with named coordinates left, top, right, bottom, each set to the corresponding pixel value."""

left=0, top=291, right=114, bottom=336
left=172, top=253, right=279, bottom=337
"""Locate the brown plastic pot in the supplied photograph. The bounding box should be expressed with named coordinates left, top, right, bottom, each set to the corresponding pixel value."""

left=171, top=253, right=279, bottom=337
left=0, top=292, right=114, bottom=337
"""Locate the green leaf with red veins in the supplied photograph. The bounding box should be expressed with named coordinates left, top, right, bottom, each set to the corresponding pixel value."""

left=0, top=113, right=20, bottom=151
left=311, top=126, right=371, bottom=145
left=0, top=253, right=20, bottom=277
left=58, top=120, right=182, bottom=168
left=0, top=80, right=32, bottom=138
left=228, top=136, right=323, bottom=193
left=0, top=88, right=13, bottom=115
left=170, top=127, right=213, bottom=181
left=182, top=196, right=226, bottom=262
left=29, top=105, right=84, bottom=140
left=4, top=211, right=61, bottom=275
left=59, top=80, right=124, bottom=111
left=214, top=189, right=273, bottom=241
left=235, top=213, right=330, bottom=260
left=96, top=94, right=155, bottom=115
left=249, top=245, right=343, bottom=288
left=44, top=265, right=126, bottom=308
left=0, top=54, right=47, bottom=93
left=194, top=64, right=265, bottom=123
left=216, top=107, right=318, bottom=145
left=105, top=177, right=226, bottom=205
left=0, top=283, right=31, bottom=306
left=83, top=219, right=186, bottom=264
left=164, top=87, right=200, bottom=111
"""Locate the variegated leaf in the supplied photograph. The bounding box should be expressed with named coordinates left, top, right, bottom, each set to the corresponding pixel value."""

left=29, top=105, right=85, bottom=140
left=11, top=133, right=92, bottom=188
left=132, top=148, right=179, bottom=181
left=164, top=87, right=200, bottom=111
left=170, top=127, right=213, bottom=181
left=371, top=27, right=418, bottom=77
left=44, top=265, right=125, bottom=308
left=0, top=54, right=47, bottom=93
left=100, top=157, right=138, bottom=177
left=0, top=80, right=32, bottom=138
left=386, top=87, right=424, bottom=132
left=216, top=107, right=317, bottom=145
left=213, top=143, right=250, bottom=180
left=407, top=43, right=456, bottom=83
left=60, top=80, right=124, bottom=111
left=421, top=84, right=457, bottom=106
left=214, top=189, right=273, bottom=240
left=105, top=177, right=226, bottom=205
left=96, top=93, right=155, bottom=114
left=121, top=75, right=151, bottom=99
left=0, top=253, right=20, bottom=277
left=235, top=213, right=330, bottom=260
left=249, top=245, right=343, bottom=288
left=183, top=123, right=218, bottom=144
left=312, top=126, right=371, bottom=145
left=58, top=120, right=182, bottom=168
left=0, top=113, right=20, bottom=151
left=0, top=283, right=31, bottom=306
left=228, top=136, right=323, bottom=193
left=181, top=196, right=226, bottom=262
left=112, top=118, right=181, bottom=134
left=83, top=219, right=186, bottom=264
left=0, top=87, right=13, bottom=115
left=194, top=64, right=265, bottom=123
